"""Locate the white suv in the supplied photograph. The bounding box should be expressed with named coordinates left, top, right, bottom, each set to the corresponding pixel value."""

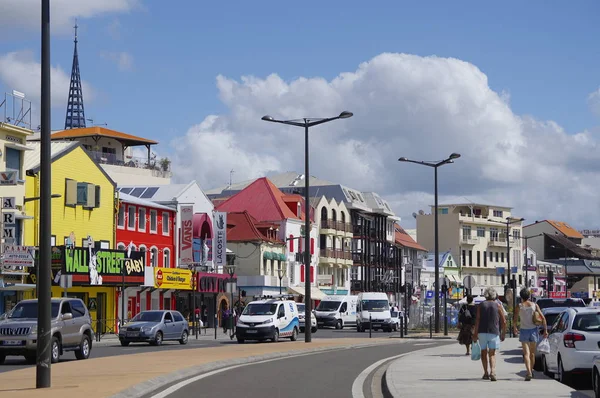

left=542, top=307, right=600, bottom=384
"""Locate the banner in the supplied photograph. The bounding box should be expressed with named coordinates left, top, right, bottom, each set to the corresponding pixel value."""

left=154, top=267, right=193, bottom=290
left=212, top=211, right=227, bottom=269
left=179, top=205, right=194, bottom=267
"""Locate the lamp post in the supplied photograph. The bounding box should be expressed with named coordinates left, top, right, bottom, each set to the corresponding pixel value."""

left=522, top=233, right=543, bottom=289
left=550, top=244, right=568, bottom=296
left=278, top=263, right=287, bottom=295
left=37, top=0, right=52, bottom=387
left=224, top=262, right=237, bottom=340
left=262, top=111, right=353, bottom=343
left=398, top=153, right=460, bottom=333
left=487, top=216, right=525, bottom=312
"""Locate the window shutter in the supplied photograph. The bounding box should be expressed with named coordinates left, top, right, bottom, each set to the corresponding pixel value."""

left=65, top=179, right=77, bottom=206
left=95, top=185, right=101, bottom=208
left=289, top=234, right=294, bottom=252
left=86, top=183, right=95, bottom=208
left=310, top=238, right=314, bottom=255
left=310, top=266, right=314, bottom=283
left=300, top=265, right=305, bottom=282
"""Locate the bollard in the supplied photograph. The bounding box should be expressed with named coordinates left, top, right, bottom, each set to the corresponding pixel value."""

left=429, top=315, right=433, bottom=339
left=400, top=317, right=404, bottom=338
left=214, top=314, right=218, bottom=340
left=96, top=319, right=101, bottom=342
left=369, top=314, right=372, bottom=338
left=509, top=318, right=512, bottom=338
left=404, top=313, right=408, bottom=336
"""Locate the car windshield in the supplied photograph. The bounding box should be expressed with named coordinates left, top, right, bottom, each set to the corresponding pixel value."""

left=536, top=299, right=585, bottom=309
left=131, top=311, right=163, bottom=322
left=316, top=301, right=340, bottom=311
left=297, top=304, right=305, bottom=312
left=10, top=302, right=60, bottom=319
left=361, top=300, right=389, bottom=311
left=243, top=303, right=278, bottom=316
left=573, top=313, right=600, bottom=332
left=544, top=313, right=562, bottom=328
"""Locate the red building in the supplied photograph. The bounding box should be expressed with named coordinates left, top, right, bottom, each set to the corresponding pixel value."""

left=116, top=192, right=177, bottom=318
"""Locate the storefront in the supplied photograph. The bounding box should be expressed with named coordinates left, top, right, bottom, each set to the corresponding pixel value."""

left=138, top=267, right=193, bottom=318
left=0, top=275, right=35, bottom=315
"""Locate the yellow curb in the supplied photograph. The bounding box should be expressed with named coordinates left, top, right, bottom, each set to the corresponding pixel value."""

left=0, top=338, right=391, bottom=397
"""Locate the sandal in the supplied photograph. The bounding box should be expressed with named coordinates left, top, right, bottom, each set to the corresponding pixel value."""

left=525, top=374, right=532, bottom=381
left=482, top=374, right=490, bottom=380
left=490, top=375, right=497, bottom=382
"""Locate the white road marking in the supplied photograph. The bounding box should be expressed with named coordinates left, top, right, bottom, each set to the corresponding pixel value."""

left=414, top=342, right=436, bottom=346
left=351, top=353, right=410, bottom=398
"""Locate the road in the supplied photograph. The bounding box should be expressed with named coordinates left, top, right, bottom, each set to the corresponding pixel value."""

left=0, top=327, right=409, bottom=373
left=145, top=340, right=453, bottom=398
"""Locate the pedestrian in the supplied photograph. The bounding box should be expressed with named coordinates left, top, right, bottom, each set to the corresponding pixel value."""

left=222, top=305, right=231, bottom=334
left=513, top=288, right=548, bottom=381
left=473, top=287, right=507, bottom=382
left=457, top=295, right=476, bottom=355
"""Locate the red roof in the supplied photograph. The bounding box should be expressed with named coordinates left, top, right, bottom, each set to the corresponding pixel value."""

left=227, top=211, right=283, bottom=243
left=216, top=177, right=304, bottom=222
left=394, top=224, right=426, bottom=251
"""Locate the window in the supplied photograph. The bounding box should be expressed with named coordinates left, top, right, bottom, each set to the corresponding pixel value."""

left=484, top=251, right=487, bottom=267
left=163, top=249, right=171, bottom=268
left=501, top=252, right=505, bottom=262
left=490, top=228, right=499, bottom=241
left=163, top=312, right=173, bottom=322
left=5, top=147, right=21, bottom=179
left=51, top=235, right=56, bottom=246
left=461, top=250, right=466, bottom=266
left=138, top=207, right=146, bottom=231
left=493, top=210, right=503, bottom=218
left=173, top=312, right=184, bottom=322
left=151, top=247, right=158, bottom=267
left=71, top=301, right=86, bottom=318
left=77, top=182, right=88, bottom=205
left=128, top=205, right=136, bottom=229
left=477, top=227, right=485, bottom=237
left=61, top=301, right=72, bottom=315
left=139, top=245, right=147, bottom=263
left=489, top=251, right=493, bottom=262
left=162, top=212, right=170, bottom=235
left=477, top=251, right=481, bottom=267
left=150, top=210, right=157, bottom=233
left=468, top=250, right=472, bottom=266
left=117, top=243, right=126, bottom=250
left=512, top=229, right=521, bottom=239
left=495, top=252, right=499, bottom=262
left=438, top=208, right=449, bottom=214
left=462, top=226, right=471, bottom=239
left=118, top=205, right=125, bottom=228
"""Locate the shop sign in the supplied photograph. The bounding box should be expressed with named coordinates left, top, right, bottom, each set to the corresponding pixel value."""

left=154, top=268, right=193, bottom=290
left=212, top=211, right=227, bottom=268
left=63, top=246, right=145, bottom=284
left=197, top=272, right=235, bottom=293
left=179, top=205, right=194, bottom=266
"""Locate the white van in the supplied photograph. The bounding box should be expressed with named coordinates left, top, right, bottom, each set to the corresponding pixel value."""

left=315, top=295, right=358, bottom=329
left=356, top=292, right=393, bottom=332
left=235, top=298, right=300, bottom=343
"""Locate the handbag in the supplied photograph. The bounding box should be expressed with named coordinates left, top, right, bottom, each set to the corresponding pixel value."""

left=471, top=341, right=481, bottom=361
left=532, top=307, right=544, bottom=326
left=537, top=338, right=550, bottom=355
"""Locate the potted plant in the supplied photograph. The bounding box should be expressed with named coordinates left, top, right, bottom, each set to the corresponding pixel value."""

left=159, top=157, right=171, bottom=171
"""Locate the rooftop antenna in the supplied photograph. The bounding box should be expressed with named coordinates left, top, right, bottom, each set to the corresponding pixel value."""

left=463, top=196, right=475, bottom=217
left=229, top=169, right=235, bottom=187
left=86, top=118, right=107, bottom=127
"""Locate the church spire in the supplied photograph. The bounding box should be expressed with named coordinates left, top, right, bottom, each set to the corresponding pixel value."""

left=64, top=21, right=86, bottom=129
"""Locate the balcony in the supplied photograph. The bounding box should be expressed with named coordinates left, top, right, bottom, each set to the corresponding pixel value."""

left=460, top=236, right=479, bottom=245
left=85, top=149, right=172, bottom=181
left=317, top=274, right=333, bottom=286
left=320, top=249, right=352, bottom=264
left=488, top=239, right=507, bottom=247
left=320, top=249, right=334, bottom=262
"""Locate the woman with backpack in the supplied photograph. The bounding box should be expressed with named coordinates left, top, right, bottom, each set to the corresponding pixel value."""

left=457, top=295, right=476, bottom=355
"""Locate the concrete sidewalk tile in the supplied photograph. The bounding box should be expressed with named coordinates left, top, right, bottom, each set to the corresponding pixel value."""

left=385, top=337, right=578, bottom=397
left=0, top=337, right=392, bottom=398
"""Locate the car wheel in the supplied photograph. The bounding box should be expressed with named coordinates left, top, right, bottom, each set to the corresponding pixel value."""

left=75, top=334, right=91, bottom=360
left=0, top=354, right=5, bottom=364
left=335, top=320, right=343, bottom=330
left=594, top=368, right=600, bottom=398
left=237, top=338, right=245, bottom=344
left=120, top=340, right=130, bottom=347
left=50, top=336, right=60, bottom=363
left=558, top=356, right=571, bottom=384
left=290, top=327, right=298, bottom=341
left=542, top=355, right=553, bottom=378
left=271, top=329, right=279, bottom=342
left=151, top=331, right=163, bottom=346
left=24, top=354, right=36, bottom=364
left=311, top=326, right=317, bottom=333
left=179, top=330, right=189, bottom=345
left=299, top=327, right=305, bottom=333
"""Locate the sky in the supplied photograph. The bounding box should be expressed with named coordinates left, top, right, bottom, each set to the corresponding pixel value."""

left=0, top=0, right=599, bottom=229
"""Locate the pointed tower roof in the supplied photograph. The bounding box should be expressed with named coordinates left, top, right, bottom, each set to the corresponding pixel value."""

left=215, top=177, right=304, bottom=222
left=64, top=22, right=86, bottom=130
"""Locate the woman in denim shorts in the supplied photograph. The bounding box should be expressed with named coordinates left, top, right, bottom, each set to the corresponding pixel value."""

left=513, top=288, right=548, bottom=381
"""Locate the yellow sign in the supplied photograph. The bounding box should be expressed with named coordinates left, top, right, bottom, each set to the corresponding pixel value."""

left=154, top=268, right=193, bottom=290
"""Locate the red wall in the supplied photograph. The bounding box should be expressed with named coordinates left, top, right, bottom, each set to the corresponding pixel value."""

left=116, top=199, right=177, bottom=268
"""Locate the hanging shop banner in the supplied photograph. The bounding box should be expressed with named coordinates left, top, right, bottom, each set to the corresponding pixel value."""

left=212, top=211, right=227, bottom=269
left=154, top=267, right=193, bottom=290
left=179, top=205, right=194, bottom=267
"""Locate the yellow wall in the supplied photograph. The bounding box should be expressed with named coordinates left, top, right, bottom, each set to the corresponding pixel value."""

left=23, top=146, right=116, bottom=248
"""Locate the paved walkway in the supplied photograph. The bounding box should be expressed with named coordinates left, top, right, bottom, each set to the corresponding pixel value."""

left=93, top=329, right=234, bottom=346
left=0, top=337, right=391, bottom=398
left=385, top=337, right=587, bottom=397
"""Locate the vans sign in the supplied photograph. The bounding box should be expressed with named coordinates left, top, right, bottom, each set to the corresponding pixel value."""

left=212, top=211, right=227, bottom=269
left=179, top=205, right=194, bottom=267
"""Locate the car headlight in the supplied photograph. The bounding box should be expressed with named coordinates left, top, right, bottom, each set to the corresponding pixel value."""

left=385, top=318, right=391, bottom=323
left=328, top=313, right=337, bottom=317
left=29, top=328, right=37, bottom=335
left=262, top=319, right=273, bottom=325
left=298, top=315, right=305, bottom=320
left=141, top=326, right=151, bottom=333
left=237, top=320, right=246, bottom=326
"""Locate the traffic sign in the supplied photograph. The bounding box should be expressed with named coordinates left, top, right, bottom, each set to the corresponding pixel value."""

left=463, top=276, right=476, bottom=289
left=0, top=171, right=17, bottom=186
left=1, top=197, right=15, bottom=209
left=1, top=245, right=35, bottom=267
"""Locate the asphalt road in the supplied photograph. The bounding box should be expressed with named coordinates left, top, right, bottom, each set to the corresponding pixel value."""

left=151, top=340, right=453, bottom=398
left=0, top=327, right=407, bottom=373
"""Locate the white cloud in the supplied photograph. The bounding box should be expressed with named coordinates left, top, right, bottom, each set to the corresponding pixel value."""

left=588, top=87, right=600, bottom=116
left=0, top=50, right=94, bottom=125
left=0, top=0, right=140, bottom=33
left=106, top=18, right=122, bottom=40
left=171, top=52, right=600, bottom=230
left=101, top=51, right=133, bottom=71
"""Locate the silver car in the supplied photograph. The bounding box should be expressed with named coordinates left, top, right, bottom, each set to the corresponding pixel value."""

left=118, top=310, right=189, bottom=346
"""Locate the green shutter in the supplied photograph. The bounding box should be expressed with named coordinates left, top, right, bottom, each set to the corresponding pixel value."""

left=263, top=251, right=273, bottom=260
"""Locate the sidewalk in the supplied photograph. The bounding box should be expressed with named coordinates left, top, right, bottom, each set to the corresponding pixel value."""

left=93, top=329, right=234, bottom=346
left=0, top=337, right=392, bottom=398
left=385, top=337, right=583, bottom=397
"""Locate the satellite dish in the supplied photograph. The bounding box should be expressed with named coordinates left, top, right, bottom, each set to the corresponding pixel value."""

left=412, top=212, right=417, bottom=218
left=418, top=210, right=425, bottom=215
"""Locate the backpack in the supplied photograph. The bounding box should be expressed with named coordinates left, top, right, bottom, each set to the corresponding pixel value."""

left=459, top=305, right=473, bottom=324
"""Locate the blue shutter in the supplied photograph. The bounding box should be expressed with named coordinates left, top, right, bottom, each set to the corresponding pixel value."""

left=5, top=148, right=21, bottom=179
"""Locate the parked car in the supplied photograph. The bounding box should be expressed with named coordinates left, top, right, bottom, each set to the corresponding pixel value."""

left=118, top=310, right=189, bottom=346
left=236, top=298, right=300, bottom=343
left=542, top=307, right=600, bottom=384
left=314, top=295, right=358, bottom=329
left=534, top=307, right=567, bottom=370
left=0, top=298, right=94, bottom=364
left=535, top=298, right=586, bottom=310
left=390, top=310, right=408, bottom=331
left=592, top=356, right=600, bottom=398
left=297, top=303, right=317, bottom=333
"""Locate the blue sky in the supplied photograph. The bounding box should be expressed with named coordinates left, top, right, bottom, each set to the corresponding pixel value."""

left=0, top=1, right=598, bottom=139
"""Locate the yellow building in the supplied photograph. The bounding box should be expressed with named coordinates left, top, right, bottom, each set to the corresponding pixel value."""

left=23, top=141, right=117, bottom=332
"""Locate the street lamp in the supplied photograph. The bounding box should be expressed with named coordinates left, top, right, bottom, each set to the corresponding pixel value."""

left=278, top=263, right=287, bottom=294
left=522, top=233, right=543, bottom=289
left=398, top=152, right=460, bottom=333
left=224, top=262, right=237, bottom=340
left=487, top=216, right=525, bottom=313
left=550, top=243, right=568, bottom=296
left=262, top=111, right=353, bottom=343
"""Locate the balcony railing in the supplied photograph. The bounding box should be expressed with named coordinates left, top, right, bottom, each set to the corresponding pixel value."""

left=460, top=236, right=479, bottom=245
left=321, top=249, right=352, bottom=260
left=85, top=150, right=172, bottom=174
left=320, top=219, right=352, bottom=232
left=488, top=239, right=507, bottom=247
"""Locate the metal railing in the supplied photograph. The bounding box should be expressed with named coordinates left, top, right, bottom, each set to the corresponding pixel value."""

left=85, top=149, right=172, bottom=175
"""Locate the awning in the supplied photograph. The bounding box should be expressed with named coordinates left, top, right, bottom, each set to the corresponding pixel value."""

left=263, top=251, right=273, bottom=260
left=287, top=286, right=326, bottom=301
left=448, top=275, right=459, bottom=283
left=15, top=213, right=33, bottom=220
left=0, top=283, right=35, bottom=291
left=5, top=143, right=32, bottom=151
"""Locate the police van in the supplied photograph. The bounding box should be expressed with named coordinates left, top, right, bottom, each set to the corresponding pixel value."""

left=235, top=295, right=300, bottom=344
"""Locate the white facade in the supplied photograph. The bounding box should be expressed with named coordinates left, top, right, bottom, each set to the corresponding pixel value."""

left=416, top=203, right=523, bottom=294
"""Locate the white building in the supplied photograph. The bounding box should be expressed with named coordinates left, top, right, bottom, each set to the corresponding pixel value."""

left=416, top=203, right=523, bottom=295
